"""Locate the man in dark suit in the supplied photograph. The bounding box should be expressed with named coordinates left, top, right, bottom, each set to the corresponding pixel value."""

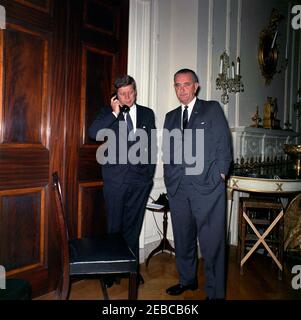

left=163, top=69, right=232, bottom=299
left=89, top=75, right=156, bottom=286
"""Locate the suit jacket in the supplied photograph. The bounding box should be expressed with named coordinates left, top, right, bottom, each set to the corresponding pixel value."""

left=89, top=104, right=156, bottom=187
left=163, top=98, right=232, bottom=196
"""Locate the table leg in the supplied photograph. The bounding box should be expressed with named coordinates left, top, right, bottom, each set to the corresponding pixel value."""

left=146, top=209, right=175, bottom=267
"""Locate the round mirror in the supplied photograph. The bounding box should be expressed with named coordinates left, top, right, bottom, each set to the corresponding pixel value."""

left=258, top=32, right=279, bottom=85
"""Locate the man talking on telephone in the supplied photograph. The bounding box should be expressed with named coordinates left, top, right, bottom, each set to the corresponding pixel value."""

left=89, top=75, right=156, bottom=288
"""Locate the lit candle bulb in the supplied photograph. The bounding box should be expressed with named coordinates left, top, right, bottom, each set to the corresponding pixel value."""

left=236, top=57, right=240, bottom=75
left=271, top=30, right=278, bottom=49
left=219, top=55, right=223, bottom=74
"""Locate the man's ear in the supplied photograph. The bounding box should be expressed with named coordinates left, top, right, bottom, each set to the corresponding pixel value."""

left=195, top=83, right=200, bottom=96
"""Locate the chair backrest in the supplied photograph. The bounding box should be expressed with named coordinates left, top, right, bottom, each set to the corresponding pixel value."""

left=52, top=172, right=138, bottom=300
left=52, top=172, right=70, bottom=299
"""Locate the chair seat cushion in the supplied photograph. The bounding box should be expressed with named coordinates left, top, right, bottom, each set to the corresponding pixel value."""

left=0, top=279, right=31, bottom=300
left=69, top=234, right=137, bottom=275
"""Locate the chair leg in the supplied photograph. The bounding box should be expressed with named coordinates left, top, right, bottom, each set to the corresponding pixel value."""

left=55, top=273, right=70, bottom=300
left=100, top=279, right=109, bottom=300
left=128, top=272, right=138, bottom=300
left=237, top=202, right=242, bottom=265
left=277, top=209, right=284, bottom=280
left=240, top=207, right=246, bottom=275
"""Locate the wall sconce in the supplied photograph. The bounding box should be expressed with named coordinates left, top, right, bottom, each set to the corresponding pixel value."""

left=294, top=88, right=301, bottom=120
left=216, top=51, right=244, bottom=104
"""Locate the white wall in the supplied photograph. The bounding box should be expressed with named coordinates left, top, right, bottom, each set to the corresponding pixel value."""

left=240, top=0, right=287, bottom=128
left=128, top=0, right=301, bottom=257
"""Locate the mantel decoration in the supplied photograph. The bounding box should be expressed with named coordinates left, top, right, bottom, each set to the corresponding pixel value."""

left=263, top=96, right=280, bottom=129
left=250, top=106, right=262, bottom=128
left=258, top=8, right=285, bottom=85
left=216, top=50, right=244, bottom=104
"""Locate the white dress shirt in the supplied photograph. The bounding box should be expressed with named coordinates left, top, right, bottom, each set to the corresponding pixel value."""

left=181, top=97, right=196, bottom=129
left=113, top=104, right=137, bottom=132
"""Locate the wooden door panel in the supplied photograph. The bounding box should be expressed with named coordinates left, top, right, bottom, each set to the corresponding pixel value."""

left=1, top=0, right=52, bottom=31
left=0, top=145, right=49, bottom=190
left=78, top=181, right=106, bottom=238
left=84, top=0, right=120, bottom=37
left=78, top=145, right=101, bottom=181
left=82, top=46, right=116, bottom=145
left=0, top=188, right=45, bottom=275
left=1, top=25, right=48, bottom=145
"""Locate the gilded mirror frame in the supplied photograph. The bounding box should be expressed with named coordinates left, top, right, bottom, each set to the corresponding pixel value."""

left=258, top=8, right=284, bottom=85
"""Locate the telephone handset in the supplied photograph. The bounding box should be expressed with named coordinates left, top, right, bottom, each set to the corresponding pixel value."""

left=111, top=92, right=130, bottom=113
left=120, top=105, right=130, bottom=113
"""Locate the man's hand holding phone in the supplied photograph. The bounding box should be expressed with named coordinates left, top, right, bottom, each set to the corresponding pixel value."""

left=111, top=93, right=130, bottom=115
left=111, top=94, right=122, bottom=114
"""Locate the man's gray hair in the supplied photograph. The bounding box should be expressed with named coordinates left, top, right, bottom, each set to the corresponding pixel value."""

left=174, top=68, right=199, bottom=83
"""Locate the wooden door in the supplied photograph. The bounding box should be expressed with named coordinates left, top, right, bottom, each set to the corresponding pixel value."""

left=0, top=0, right=128, bottom=296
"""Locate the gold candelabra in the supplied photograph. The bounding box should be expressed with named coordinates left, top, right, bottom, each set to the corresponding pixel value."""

left=216, top=51, right=244, bottom=104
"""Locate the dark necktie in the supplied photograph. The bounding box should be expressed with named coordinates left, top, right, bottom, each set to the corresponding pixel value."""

left=125, top=111, right=134, bottom=140
left=183, top=105, right=188, bottom=129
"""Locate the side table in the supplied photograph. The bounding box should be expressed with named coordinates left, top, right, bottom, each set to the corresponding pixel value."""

left=145, top=204, right=175, bottom=267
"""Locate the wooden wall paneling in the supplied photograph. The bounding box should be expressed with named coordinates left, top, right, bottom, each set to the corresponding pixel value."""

left=0, top=31, right=3, bottom=141
left=0, top=0, right=52, bottom=31
left=117, top=0, right=129, bottom=72
left=77, top=181, right=106, bottom=238
left=46, top=0, right=67, bottom=293
left=78, top=145, right=101, bottom=181
left=63, top=0, right=83, bottom=239
left=14, top=0, right=50, bottom=13
left=66, top=0, right=129, bottom=239
left=0, top=0, right=129, bottom=296
left=81, top=45, right=116, bottom=145
left=83, top=0, right=120, bottom=37
left=77, top=44, right=116, bottom=236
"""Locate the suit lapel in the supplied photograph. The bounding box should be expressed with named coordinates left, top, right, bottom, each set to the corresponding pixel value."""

left=187, top=99, right=203, bottom=129
left=173, top=106, right=182, bottom=129
left=136, top=104, right=142, bottom=129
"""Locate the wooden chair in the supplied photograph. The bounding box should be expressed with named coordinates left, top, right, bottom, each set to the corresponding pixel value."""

left=237, top=196, right=284, bottom=279
left=52, top=172, right=138, bottom=300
